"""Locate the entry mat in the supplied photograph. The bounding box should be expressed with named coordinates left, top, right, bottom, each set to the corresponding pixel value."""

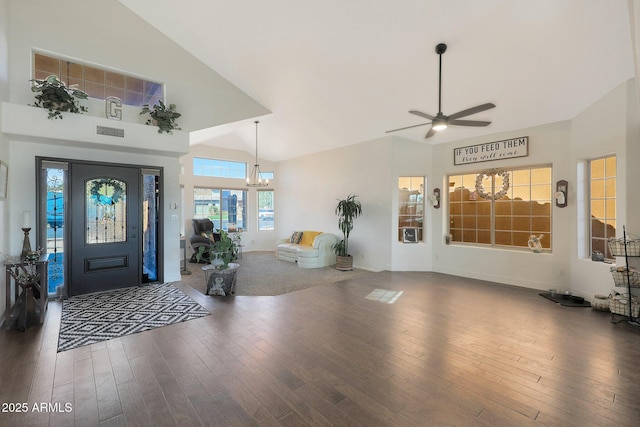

left=539, top=292, right=592, bottom=307
left=58, top=283, right=209, bottom=352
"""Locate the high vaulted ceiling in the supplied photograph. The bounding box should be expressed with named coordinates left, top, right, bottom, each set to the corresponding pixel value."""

left=120, top=0, right=635, bottom=162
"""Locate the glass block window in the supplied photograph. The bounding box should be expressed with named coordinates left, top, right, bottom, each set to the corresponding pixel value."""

left=33, top=52, right=163, bottom=107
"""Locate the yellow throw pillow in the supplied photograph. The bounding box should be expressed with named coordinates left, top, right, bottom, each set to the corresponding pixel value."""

left=300, top=231, right=322, bottom=246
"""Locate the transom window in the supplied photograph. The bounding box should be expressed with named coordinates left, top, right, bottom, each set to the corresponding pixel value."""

left=589, top=156, right=616, bottom=259
left=194, top=188, right=246, bottom=232
left=193, top=158, right=246, bottom=179
left=33, top=52, right=162, bottom=107
left=448, top=166, right=552, bottom=249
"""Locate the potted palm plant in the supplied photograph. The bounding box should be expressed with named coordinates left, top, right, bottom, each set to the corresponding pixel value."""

left=332, top=193, right=362, bottom=271
left=196, top=229, right=240, bottom=296
left=30, top=75, right=88, bottom=119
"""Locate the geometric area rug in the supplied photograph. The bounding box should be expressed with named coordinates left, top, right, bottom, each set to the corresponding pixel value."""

left=57, top=283, right=209, bottom=352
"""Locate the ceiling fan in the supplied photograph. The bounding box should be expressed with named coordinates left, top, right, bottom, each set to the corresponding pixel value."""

left=387, top=43, right=495, bottom=138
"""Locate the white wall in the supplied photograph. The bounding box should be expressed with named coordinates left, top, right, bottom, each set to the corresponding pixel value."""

left=430, top=121, right=575, bottom=291
left=5, top=138, right=182, bottom=283
left=0, top=0, right=268, bottom=321
left=390, top=138, right=434, bottom=271
left=277, top=137, right=398, bottom=272
left=0, top=0, right=10, bottom=318
left=179, top=144, right=277, bottom=254
left=276, top=79, right=638, bottom=299
left=570, top=79, right=639, bottom=297
left=7, top=0, right=269, bottom=131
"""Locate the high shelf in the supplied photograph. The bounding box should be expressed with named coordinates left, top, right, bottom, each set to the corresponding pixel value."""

left=609, top=225, right=640, bottom=325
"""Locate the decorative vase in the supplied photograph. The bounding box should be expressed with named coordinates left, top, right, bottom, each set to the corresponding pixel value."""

left=206, top=262, right=239, bottom=296
left=336, top=255, right=353, bottom=271
left=528, top=234, right=543, bottom=253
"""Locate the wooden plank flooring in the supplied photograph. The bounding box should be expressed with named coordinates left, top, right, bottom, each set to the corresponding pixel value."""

left=1, top=271, right=640, bottom=426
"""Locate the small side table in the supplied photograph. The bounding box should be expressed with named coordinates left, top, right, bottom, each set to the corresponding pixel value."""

left=4, top=254, right=49, bottom=330
left=180, top=237, right=192, bottom=275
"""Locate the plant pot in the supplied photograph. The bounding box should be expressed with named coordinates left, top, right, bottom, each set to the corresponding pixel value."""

left=336, top=255, right=353, bottom=271
left=205, top=262, right=239, bottom=296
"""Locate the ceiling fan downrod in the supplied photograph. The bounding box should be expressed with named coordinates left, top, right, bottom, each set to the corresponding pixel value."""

left=436, top=43, right=447, bottom=115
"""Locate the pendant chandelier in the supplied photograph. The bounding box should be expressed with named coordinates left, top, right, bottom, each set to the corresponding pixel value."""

left=246, top=120, right=269, bottom=187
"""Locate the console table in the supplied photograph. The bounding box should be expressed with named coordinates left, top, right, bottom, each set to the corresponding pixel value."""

left=4, top=254, right=49, bottom=330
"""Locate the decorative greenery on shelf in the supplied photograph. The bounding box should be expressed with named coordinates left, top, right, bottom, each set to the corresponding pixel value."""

left=196, top=229, right=239, bottom=270
left=140, top=100, right=181, bottom=134
left=30, top=75, right=88, bottom=119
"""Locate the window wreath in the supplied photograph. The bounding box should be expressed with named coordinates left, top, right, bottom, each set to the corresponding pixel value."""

left=89, top=178, right=125, bottom=203
left=475, top=169, right=510, bottom=200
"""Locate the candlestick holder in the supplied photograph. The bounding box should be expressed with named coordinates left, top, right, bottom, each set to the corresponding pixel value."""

left=20, top=227, right=32, bottom=260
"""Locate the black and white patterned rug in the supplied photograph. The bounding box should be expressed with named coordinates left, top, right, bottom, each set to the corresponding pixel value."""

left=58, top=283, right=209, bottom=352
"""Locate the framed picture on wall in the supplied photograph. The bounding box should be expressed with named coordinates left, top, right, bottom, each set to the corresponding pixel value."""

left=0, top=161, right=7, bottom=200
left=403, top=227, right=418, bottom=243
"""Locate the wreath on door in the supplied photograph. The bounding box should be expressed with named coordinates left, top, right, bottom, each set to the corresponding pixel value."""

left=475, top=169, right=510, bottom=200
left=89, top=178, right=124, bottom=203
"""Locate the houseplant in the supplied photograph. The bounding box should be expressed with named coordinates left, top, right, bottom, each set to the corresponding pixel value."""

left=30, top=75, right=88, bottom=119
left=140, top=100, right=181, bottom=134
left=332, top=193, right=362, bottom=271
left=195, top=229, right=240, bottom=296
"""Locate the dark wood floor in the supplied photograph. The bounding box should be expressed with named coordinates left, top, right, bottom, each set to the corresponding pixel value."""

left=1, top=271, right=640, bottom=426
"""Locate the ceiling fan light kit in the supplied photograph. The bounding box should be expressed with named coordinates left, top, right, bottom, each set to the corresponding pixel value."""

left=431, top=116, right=448, bottom=131
left=387, top=42, right=495, bottom=138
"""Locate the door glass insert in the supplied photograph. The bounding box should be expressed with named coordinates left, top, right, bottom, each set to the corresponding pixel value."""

left=42, top=162, right=68, bottom=296
left=86, top=178, right=127, bottom=244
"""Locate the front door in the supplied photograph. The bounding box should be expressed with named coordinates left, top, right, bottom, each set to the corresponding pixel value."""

left=69, top=164, right=140, bottom=296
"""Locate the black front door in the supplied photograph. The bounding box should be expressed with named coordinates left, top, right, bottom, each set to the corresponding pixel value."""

left=69, top=163, right=140, bottom=296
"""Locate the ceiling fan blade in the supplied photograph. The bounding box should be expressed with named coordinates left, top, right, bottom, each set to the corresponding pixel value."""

left=425, top=127, right=436, bottom=138
left=449, top=119, right=492, bottom=127
left=386, top=122, right=431, bottom=133
left=409, top=110, right=435, bottom=120
left=448, top=103, right=496, bottom=120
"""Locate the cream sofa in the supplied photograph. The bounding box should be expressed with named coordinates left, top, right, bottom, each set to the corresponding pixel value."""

left=276, top=231, right=338, bottom=268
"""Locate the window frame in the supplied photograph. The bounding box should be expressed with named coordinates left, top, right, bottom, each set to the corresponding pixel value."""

left=447, top=165, right=553, bottom=250
left=257, top=189, right=275, bottom=231
left=588, top=155, right=616, bottom=260
left=32, top=50, right=164, bottom=108
left=398, top=176, right=425, bottom=243
left=193, top=187, right=247, bottom=232
left=193, top=157, right=247, bottom=179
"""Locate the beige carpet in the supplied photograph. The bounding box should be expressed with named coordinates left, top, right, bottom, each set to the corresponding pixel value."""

left=178, top=251, right=369, bottom=296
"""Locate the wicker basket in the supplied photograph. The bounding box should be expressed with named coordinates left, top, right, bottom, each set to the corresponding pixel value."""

left=609, top=295, right=640, bottom=317
left=610, top=266, right=640, bottom=287
left=607, top=238, right=640, bottom=257
left=591, top=294, right=610, bottom=312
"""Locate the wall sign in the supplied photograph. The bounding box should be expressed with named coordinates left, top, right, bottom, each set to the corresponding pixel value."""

left=454, top=136, right=528, bottom=165
left=105, top=96, right=122, bottom=121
